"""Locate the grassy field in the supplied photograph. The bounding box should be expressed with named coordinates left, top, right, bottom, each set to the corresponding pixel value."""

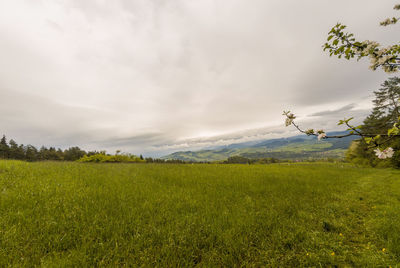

left=1, top=161, right=400, bottom=266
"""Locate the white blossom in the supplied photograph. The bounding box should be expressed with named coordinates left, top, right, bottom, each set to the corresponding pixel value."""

left=318, top=133, right=327, bottom=141
left=374, top=147, right=395, bottom=159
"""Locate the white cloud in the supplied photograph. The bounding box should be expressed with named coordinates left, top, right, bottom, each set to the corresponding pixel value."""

left=0, top=0, right=397, bottom=156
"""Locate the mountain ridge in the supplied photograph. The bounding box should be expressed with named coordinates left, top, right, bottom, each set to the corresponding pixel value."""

left=162, top=131, right=357, bottom=162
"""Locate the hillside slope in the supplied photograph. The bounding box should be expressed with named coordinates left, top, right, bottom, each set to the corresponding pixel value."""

left=162, top=131, right=357, bottom=162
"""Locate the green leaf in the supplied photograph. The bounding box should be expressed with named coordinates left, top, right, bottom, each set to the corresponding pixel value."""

left=364, top=137, right=373, bottom=144
left=345, top=117, right=354, bottom=123
left=373, top=135, right=381, bottom=141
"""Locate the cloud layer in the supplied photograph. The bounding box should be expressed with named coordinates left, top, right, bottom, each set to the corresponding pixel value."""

left=0, top=0, right=398, bottom=156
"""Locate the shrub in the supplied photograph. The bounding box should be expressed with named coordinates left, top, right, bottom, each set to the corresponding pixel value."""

left=77, top=153, right=145, bottom=163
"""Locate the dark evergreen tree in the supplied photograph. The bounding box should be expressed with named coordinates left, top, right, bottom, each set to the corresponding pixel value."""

left=0, top=135, right=10, bottom=159
left=347, top=77, right=400, bottom=167
left=363, top=77, right=400, bottom=134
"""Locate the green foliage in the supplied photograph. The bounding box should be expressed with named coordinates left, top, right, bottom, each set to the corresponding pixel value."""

left=0, top=134, right=150, bottom=163
left=324, top=21, right=400, bottom=73
left=324, top=24, right=357, bottom=60
left=347, top=77, right=400, bottom=167
left=63, top=147, right=86, bottom=161
left=0, top=161, right=399, bottom=266
left=78, top=153, right=145, bottom=163
left=223, top=156, right=251, bottom=164
left=0, top=135, right=9, bottom=159
left=8, top=140, right=25, bottom=160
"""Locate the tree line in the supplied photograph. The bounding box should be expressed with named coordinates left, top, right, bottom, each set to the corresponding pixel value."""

left=0, top=136, right=193, bottom=163
left=0, top=136, right=88, bottom=161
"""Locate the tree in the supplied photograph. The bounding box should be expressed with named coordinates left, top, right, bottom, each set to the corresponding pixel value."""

left=39, top=146, right=49, bottom=161
left=17, top=144, right=26, bottom=160
left=224, top=156, right=252, bottom=164
left=25, top=145, right=39, bottom=162
left=284, top=2, right=400, bottom=160
left=47, top=147, right=62, bottom=160
left=363, top=77, right=400, bottom=134
left=8, top=139, right=24, bottom=160
left=64, top=147, right=86, bottom=161
left=0, top=135, right=10, bottom=159
left=346, top=78, right=400, bottom=167
left=56, top=148, right=64, bottom=160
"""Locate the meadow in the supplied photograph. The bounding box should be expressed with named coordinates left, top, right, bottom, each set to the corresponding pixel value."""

left=0, top=161, right=400, bottom=266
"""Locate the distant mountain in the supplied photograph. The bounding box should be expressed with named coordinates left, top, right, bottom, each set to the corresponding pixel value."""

left=162, top=131, right=358, bottom=162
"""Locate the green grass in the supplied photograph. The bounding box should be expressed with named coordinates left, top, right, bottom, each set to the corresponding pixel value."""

left=1, top=161, right=400, bottom=266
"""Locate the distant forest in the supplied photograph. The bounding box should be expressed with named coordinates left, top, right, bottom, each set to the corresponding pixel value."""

left=0, top=135, right=88, bottom=161
left=0, top=135, right=186, bottom=163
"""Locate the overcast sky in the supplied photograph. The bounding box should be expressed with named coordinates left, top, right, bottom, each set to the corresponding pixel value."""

left=0, top=0, right=399, bottom=156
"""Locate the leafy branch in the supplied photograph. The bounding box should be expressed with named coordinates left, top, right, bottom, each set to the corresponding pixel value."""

left=282, top=111, right=400, bottom=159
left=323, top=4, right=400, bottom=73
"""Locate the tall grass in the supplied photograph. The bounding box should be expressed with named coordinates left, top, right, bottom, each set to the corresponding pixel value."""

left=0, top=161, right=399, bottom=266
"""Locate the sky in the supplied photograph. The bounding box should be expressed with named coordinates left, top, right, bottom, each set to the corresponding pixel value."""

left=0, top=0, right=399, bottom=156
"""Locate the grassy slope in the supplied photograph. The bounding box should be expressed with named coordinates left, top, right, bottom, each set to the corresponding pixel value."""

left=163, top=141, right=349, bottom=162
left=0, top=161, right=400, bottom=266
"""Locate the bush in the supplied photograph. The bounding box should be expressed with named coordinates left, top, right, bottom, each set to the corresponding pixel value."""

left=77, top=153, right=145, bottom=163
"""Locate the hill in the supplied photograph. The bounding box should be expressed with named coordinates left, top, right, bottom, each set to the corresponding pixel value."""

left=162, top=131, right=357, bottom=162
